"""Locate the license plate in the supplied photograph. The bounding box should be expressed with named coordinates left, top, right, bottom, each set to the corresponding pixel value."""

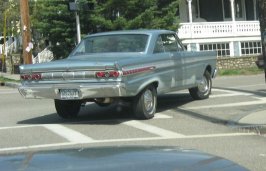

left=60, top=89, right=79, bottom=99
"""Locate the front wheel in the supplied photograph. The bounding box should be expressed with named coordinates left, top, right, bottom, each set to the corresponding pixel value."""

left=54, top=100, right=81, bottom=119
left=133, top=85, right=157, bottom=120
left=189, top=71, right=212, bottom=100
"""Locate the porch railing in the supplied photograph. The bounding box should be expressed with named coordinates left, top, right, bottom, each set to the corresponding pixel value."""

left=32, top=47, right=54, bottom=64
left=178, top=21, right=260, bottom=39
left=0, top=40, right=17, bottom=55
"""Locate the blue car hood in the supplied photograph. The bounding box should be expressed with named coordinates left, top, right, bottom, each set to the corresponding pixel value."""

left=0, top=146, right=248, bottom=171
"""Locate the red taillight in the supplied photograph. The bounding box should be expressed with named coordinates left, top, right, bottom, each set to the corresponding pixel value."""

left=21, top=75, right=26, bottom=80
left=95, top=71, right=120, bottom=78
left=21, top=73, right=42, bottom=80
left=95, top=72, right=106, bottom=78
left=109, top=71, right=120, bottom=78
left=32, top=73, right=42, bottom=80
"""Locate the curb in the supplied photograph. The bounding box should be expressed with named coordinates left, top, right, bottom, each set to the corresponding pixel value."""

left=176, top=108, right=266, bottom=135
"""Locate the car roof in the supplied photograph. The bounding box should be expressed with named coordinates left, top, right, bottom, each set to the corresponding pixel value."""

left=84, top=30, right=176, bottom=38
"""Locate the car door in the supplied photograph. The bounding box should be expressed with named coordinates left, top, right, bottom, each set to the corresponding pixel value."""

left=152, top=35, right=176, bottom=93
left=159, top=34, right=187, bottom=88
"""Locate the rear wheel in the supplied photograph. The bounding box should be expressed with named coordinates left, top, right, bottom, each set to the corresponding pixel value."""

left=54, top=100, right=81, bottom=119
left=133, top=85, right=157, bottom=120
left=189, top=71, right=212, bottom=100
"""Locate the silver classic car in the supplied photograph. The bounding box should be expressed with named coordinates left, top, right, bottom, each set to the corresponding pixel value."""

left=19, top=30, right=217, bottom=120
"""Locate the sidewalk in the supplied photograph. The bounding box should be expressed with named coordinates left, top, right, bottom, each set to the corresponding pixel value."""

left=238, top=110, right=266, bottom=125
left=0, top=72, right=265, bottom=131
left=237, top=110, right=266, bottom=134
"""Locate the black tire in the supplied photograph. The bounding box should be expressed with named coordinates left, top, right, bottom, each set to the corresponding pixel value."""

left=54, top=100, right=81, bottom=119
left=133, top=85, right=157, bottom=119
left=189, top=71, right=212, bottom=100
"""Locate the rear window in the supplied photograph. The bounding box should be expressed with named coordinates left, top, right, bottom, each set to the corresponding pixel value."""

left=71, top=34, right=149, bottom=56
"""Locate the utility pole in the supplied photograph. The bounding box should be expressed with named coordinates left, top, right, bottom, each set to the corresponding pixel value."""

left=258, top=0, right=266, bottom=82
left=69, top=1, right=94, bottom=44
left=69, top=1, right=81, bottom=43
left=75, top=0, right=81, bottom=43
left=20, top=0, right=32, bottom=64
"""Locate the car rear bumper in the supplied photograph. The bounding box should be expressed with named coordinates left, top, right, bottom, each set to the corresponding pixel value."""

left=18, top=82, right=127, bottom=99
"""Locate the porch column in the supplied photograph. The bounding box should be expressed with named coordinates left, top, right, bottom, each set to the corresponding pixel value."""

left=230, top=0, right=237, bottom=36
left=187, top=0, right=193, bottom=23
left=230, top=0, right=236, bottom=22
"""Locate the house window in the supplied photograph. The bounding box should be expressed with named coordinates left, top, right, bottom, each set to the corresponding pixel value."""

left=241, top=41, right=262, bottom=56
left=200, top=43, right=230, bottom=57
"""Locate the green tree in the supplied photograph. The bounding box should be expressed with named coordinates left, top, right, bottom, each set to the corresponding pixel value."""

left=31, top=0, right=76, bottom=58
left=0, top=0, right=8, bottom=35
left=31, top=0, right=180, bottom=59
left=0, top=0, right=20, bottom=37
left=90, top=0, right=179, bottom=31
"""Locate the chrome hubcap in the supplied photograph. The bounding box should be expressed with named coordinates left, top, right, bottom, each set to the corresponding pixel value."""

left=198, top=76, right=209, bottom=93
left=143, top=90, right=154, bottom=112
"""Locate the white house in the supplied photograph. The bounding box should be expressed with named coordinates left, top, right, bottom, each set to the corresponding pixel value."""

left=178, top=0, right=262, bottom=57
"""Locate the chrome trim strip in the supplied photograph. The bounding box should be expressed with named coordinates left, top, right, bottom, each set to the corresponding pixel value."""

left=18, top=82, right=126, bottom=99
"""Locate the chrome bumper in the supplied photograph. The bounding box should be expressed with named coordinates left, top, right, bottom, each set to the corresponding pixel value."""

left=18, top=82, right=127, bottom=99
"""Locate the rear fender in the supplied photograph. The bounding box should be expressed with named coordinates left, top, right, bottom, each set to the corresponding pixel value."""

left=135, top=80, right=159, bottom=96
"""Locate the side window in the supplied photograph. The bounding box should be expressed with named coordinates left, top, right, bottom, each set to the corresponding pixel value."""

left=153, top=36, right=165, bottom=53
left=176, top=37, right=184, bottom=51
left=161, top=34, right=182, bottom=52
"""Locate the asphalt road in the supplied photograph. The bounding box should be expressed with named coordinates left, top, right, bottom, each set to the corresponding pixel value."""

left=0, top=74, right=266, bottom=171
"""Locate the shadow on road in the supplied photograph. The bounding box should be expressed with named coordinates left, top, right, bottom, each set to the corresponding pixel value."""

left=17, top=92, right=193, bottom=125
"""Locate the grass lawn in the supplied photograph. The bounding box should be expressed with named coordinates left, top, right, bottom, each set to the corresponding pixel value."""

left=218, top=67, right=264, bottom=76
left=0, top=76, right=19, bottom=83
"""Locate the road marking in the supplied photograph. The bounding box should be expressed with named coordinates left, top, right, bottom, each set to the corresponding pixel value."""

left=252, top=96, right=266, bottom=100
left=213, top=88, right=253, bottom=95
left=123, top=120, right=185, bottom=138
left=42, top=124, right=94, bottom=143
left=212, top=88, right=265, bottom=100
left=0, top=132, right=255, bottom=153
left=180, top=88, right=266, bottom=110
left=0, top=125, right=40, bottom=130
left=210, top=93, right=252, bottom=98
left=182, top=133, right=256, bottom=139
left=211, top=88, right=255, bottom=98
left=154, top=113, right=172, bottom=119
left=56, top=114, right=172, bottom=125
left=228, top=83, right=266, bottom=89
left=182, top=99, right=266, bottom=110
left=0, top=113, right=172, bottom=131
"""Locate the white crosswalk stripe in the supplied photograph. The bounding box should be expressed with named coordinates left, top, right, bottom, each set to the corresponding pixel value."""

left=0, top=87, right=261, bottom=154
left=43, top=124, right=94, bottom=143
left=123, top=120, right=185, bottom=138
